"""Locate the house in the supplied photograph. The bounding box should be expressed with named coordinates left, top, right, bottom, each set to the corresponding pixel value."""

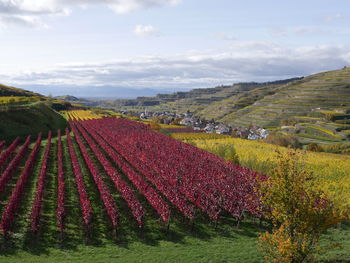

left=204, top=123, right=215, bottom=133
left=215, top=124, right=230, bottom=134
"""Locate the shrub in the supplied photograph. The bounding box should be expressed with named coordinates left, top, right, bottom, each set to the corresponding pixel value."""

left=258, top=151, right=345, bottom=263
left=150, top=122, right=161, bottom=131
left=263, top=133, right=301, bottom=149
left=306, top=143, right=324, bottom=152
left=324, top=113, right=336, bottom=121
left=280, top=118, right=297, bottom=126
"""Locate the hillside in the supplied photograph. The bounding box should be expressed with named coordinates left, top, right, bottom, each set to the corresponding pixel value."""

left=102, top=78, right=300, bottom=113
left=102, top=68, right=350, bottom=144
left=0, top=84, right=68, bottom=141
left=0, top=102, right=67, bottom=141
left=223, top=67, right=350, bottom=127
left=0, top=83, right=43, bottom=97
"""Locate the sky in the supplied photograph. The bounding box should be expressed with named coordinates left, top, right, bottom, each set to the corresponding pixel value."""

left=0, top=0, right=350, bottom=97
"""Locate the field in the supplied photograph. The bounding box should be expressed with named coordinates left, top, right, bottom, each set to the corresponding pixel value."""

left=0, top=111, right=349, bottom=262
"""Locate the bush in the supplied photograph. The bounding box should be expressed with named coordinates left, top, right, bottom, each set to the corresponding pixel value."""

left=306, top=143, right=324, bottom=152
left=258, top=151, right=345, bottom=263
left=280, top=118, right=297, bottom=126
left=150, top=122, right=161, bottom=131
left=263, top=133, right=301, bottom=149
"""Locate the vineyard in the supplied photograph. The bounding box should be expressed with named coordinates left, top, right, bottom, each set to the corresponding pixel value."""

left=0, top=111, right=349, bottom=262
left=176, top=134, right=350, bottom=213
left=0, top=116, right=265, bottom=247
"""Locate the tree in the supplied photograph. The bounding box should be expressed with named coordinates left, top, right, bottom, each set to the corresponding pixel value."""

left=258, top=151, right=345, bottom=263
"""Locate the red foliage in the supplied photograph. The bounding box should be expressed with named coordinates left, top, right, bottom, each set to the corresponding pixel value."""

left=0, top=136, right=31, bottom=192
left=57, top=130, right=65, bottom=232
left=30, top=131, right=52, bottom=232
left=0, top=134, right=42, bottom=234
left=79, top=117, right=263, bottom=221
left=75, top=120, right=171, bottom=223
left=70, top=126, right=119, bottom=229
left=71, top=121, right=145, bottom=226
left=66, top=129, right=92, bottom=228
left=0, top=137, right=20, bottom=169
left=80, top=120, right=194, bottom=221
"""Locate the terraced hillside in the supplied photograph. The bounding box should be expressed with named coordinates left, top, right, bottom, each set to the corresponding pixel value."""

left=108, top=68, right=350, bottom=134
left=105, top=78, right=300, bottom=114
left=221, top=68, right=350, bottom=127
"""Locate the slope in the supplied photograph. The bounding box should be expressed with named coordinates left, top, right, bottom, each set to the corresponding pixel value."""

left=224, top=67, right=350, bottom=128
left=0, top=102, right=67, bottom=142
left=0, top=83, right=68, bottom=142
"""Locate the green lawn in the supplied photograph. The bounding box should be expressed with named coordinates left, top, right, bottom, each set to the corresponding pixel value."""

left=0, top=222, right=349, bottom=263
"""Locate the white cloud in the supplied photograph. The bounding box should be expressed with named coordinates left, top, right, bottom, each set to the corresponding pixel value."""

left=324, top=13, right=344, bottom=22
left=134, top=24, right=159, bottom=37
left=212, top=33, right=236, bottom=41
left=270, top=26, right=333, bottom=37
left=293, top=26, right=330, bottom=36
left=0, top=0, right=181, bottom=27
left=0, top=14, right=48, bottom=28
left=270, top=28, right=288, bottom=37
left=2, top=43, right=350, bottom=96
left=106, top=0, right=181, bottom=14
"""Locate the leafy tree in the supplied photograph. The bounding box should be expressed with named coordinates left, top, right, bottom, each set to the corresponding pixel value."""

left=258, top=151, right=345, bottom=263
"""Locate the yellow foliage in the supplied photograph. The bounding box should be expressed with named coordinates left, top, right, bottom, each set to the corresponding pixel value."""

left=159, top=124, right=184, bottom=129
left=302, top=124, right=342, bottom=138
left=149, top=122, right=161, bottom=131
left=0, top=96, right=39, bottom=104
left=258, top=151, right=346, bottom=263
left=171, top=133, right=230, bottom=140
left=63, top=110, right=109, bottom=120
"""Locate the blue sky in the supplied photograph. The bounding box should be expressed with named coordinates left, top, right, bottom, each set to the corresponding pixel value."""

left=0, top=0, right=349, bottom=97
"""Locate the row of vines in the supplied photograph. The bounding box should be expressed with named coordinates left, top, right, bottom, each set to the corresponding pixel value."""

left=0, top=117, right=264, bottom=240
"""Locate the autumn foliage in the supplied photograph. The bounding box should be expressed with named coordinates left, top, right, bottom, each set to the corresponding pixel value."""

left=257, top=151, right=346, bottom=263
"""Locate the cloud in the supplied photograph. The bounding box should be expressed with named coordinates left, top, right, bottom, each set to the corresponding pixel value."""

left=0, top=0, right=181, bottom=28
left=0, top=14, right=48, bottom=28
left=269, top=26, right=333, bottom=37
left=106, top=0, right=181, bottom=14
left=324, top=13, right=344, bottom=22
left=293, top=26, right=330, bottom=36
left=212, top=33, right=236, bottom=41
left=270, top=28, right=288, bottom=37
left=134, top=24, right=159, bottom=37
left=2, top=42, right=350, bottom=97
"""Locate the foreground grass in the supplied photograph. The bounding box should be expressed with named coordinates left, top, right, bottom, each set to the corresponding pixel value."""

left=0, top=223, right=349, bottom=263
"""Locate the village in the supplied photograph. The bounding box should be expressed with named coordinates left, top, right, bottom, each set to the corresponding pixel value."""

left=121, top=109, right=269, bottom=140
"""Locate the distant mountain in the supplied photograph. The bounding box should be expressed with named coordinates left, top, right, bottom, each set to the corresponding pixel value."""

left=55, top=95, right=81, bottom=101
left=18, top=84, right=179, bottom=99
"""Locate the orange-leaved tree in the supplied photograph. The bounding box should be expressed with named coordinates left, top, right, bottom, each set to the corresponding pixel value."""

left=257, top=151, right=345, bottom=263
